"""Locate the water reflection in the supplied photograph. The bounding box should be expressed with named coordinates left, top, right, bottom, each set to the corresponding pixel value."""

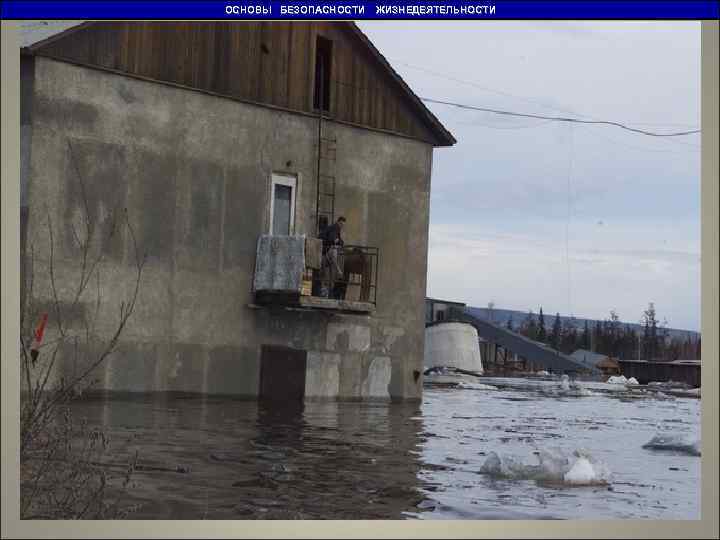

left=70, top=394, right=426, bottom=519
left=62, top=379, right=700, bottom=520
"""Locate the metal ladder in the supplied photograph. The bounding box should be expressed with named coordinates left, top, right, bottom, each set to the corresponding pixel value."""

left=316, top=128, right=337, bottom=235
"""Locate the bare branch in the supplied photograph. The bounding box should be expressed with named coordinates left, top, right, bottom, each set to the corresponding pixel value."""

left=21, top=155, right=144, bottom=519
left=46, top=210, right=65, bottom=338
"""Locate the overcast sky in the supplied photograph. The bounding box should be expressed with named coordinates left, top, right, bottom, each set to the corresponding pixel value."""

left=359, top=21, right=701, bottom=331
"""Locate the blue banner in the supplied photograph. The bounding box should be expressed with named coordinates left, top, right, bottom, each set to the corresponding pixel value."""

left=2, top=1, right=718, bottom=20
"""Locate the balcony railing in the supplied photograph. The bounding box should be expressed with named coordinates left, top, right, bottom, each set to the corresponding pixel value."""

left=253, top=235, right=378, bottom=313
left=307, top=244, right=378, bottom=306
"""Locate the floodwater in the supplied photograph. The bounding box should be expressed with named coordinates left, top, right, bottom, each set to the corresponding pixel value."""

left=68, top=376, right=700, bottom=520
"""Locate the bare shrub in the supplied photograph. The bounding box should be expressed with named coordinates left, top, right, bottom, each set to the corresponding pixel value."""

left=20, top=140, right=146, bottom=519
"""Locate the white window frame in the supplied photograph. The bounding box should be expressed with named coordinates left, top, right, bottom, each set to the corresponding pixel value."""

left=269, top=173, right=297, bottom=235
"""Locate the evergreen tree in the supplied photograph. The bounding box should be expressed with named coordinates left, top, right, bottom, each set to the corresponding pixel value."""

left=549, top=312, right=562, bottom=350
left=537, top=307, right=547, bottom=343
left=593, top=321, right=602, bottom=354
left=642, top=302, right=659, bottom=360
left=523, top=310, right=538, bottom=340
left=560, top=323, right=578, bottom=354
left=683, top=336, right=693, bottom=359
left=668, top=338, right=681, bottom=361
left=632, top=326, right=640, bottom=359
left=581, top=321, right=590, bottom=350
left=608, top=310, right=621, bottom=357
left=624, top=325, right=639, bottom=360
left=658, top=317, right=670, bottom=360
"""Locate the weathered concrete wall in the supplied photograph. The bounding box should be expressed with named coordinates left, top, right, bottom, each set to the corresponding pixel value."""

left=20, top=55, right=35, bottom=319
left=23, top=57, right=433, bottom=401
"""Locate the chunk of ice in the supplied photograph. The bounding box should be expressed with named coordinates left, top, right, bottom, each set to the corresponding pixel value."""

left=642, top=433, right=701, bottom=456
left=564, top=457, right=610, bottom=486
left=457, top=381, right=499, bottom=391
left=479, top=448, right=611, bottom=486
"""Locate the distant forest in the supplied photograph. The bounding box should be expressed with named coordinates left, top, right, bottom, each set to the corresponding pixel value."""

left=490, top=303, right=701, bottom=361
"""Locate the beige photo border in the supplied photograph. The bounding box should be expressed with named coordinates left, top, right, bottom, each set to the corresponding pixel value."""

left=2, top=19, right=718, bottom=539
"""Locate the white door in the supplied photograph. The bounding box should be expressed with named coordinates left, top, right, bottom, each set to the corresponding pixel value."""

left=270, top=173, right=297, bottom=235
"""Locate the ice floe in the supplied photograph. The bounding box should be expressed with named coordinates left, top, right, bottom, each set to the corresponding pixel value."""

left=642, top=433, right=701, bottom=456
left=549, top=375, right=593, bottom=397
left=606, top=375, right=639, bottom=385
left=457, top=381, right=499, bottom=391
left=479, top=448, right=611, bottom=486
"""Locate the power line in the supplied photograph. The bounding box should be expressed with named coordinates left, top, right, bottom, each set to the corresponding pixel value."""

left=420, top=97, right=701, bottom=137
left=454, top=115, right=556, bottom=130
left=581, top=124, right=701, bottom=155
left=329, top=77, right=700, bottom=138
left=391, top=59, right=588, bottom=119
left=420, top=97, right=700, bottom=137
left=392, top=59, right=700, bottom=129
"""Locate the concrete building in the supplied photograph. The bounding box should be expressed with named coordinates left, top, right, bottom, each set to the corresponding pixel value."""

left=20, top=22, right=455, bottom=402
left=424, top=297, right=467, bottom=325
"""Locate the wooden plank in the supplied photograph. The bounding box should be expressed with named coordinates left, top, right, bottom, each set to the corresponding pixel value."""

left=233, top=23, right=253, bottom=98
left=367, top=68, right=376, bottom=129
left=273, top=22, right=290, bottom=108
left=258, top=23, right=272, bottom=104
left=338, top=31, right=352, bottom=121
left=358, top=57, right=368, bottom=126
left=308, top=24, right=317, bottom=111
left=212, top=23, right=229, bottom=94
left=287, top=23, right=308, bottom=111
left=117, top=24, right=129, bottom=71
left=375, top=81, right=385, bottom=130
left=285, top=23, right=293, bottom=109
left=330, top=24, right=344, bottom=119
left=248, top=23, right=262, bottom=102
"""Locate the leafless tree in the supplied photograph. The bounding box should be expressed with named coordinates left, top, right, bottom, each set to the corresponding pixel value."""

left=20, top=140, right=146, bottom=519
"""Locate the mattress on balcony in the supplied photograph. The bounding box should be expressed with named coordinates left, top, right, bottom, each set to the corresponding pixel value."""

left=305, top=236, right=323, bottom=270
left=253, top=234, right=306, bottom=293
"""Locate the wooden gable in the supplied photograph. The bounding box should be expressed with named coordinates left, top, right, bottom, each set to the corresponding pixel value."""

left=27, top=22, right=455, bottom=147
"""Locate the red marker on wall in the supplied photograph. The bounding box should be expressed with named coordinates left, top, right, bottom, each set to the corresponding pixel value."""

left=30, top=312, right=48, bottom=365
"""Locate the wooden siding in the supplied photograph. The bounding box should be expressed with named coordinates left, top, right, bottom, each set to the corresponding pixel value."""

left=33, top=22, right=450, bottom=145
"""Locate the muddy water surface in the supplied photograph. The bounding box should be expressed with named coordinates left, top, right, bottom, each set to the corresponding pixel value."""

left=70, top=376, right=700, bottom=519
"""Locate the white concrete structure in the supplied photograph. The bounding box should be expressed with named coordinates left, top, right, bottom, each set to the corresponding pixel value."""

left=424, top=322, right=484, bottom=374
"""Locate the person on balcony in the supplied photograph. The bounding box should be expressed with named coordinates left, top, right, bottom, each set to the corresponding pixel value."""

left=322, top=216, right=346, bottom=250
left=321, top=217, right=346, bottom=299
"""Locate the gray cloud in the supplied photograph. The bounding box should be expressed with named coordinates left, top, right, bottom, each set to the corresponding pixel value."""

left=359, top=22, right=701, bottom=331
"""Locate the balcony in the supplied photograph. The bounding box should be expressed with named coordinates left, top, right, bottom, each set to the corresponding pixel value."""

left=252, top=235, right=378, bottom=314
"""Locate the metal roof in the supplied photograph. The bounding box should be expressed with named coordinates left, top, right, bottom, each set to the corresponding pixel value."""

left=448, top=308, right=599, bottom=374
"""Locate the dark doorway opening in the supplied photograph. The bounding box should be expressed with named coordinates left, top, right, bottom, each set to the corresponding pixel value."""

left=259, top=345, right=307, bottom=403
left=313, top=36, right=333, bottom=112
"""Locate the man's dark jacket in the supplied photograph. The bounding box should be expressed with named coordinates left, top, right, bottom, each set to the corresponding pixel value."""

left=322, top=223, right=344, bottom=249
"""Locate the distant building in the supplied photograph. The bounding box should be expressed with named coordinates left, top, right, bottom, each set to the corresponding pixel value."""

left=570, top=349, right=620, bottom=376
left=425, top=298, right=466, bottom=325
